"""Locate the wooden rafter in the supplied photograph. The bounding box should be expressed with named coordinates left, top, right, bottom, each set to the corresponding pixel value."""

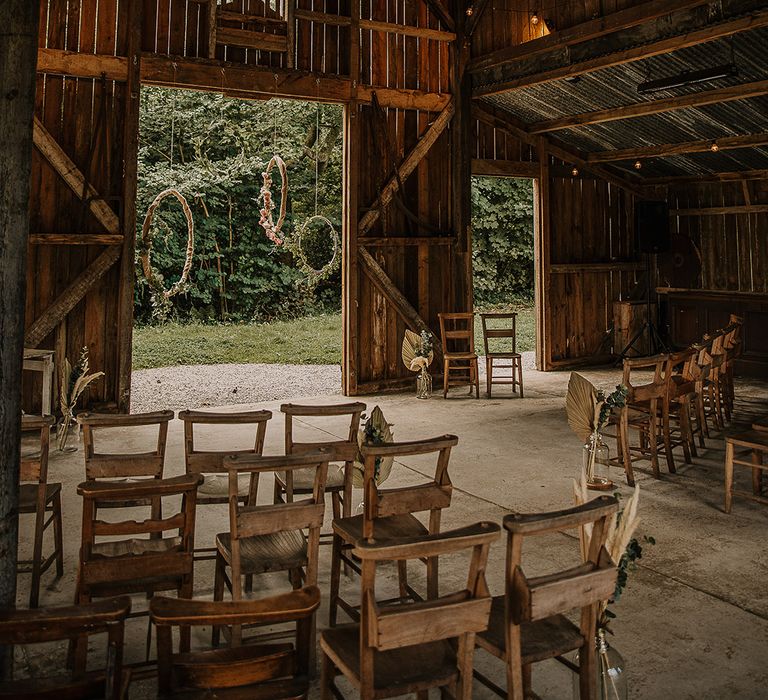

left=644, top=169, right=768, bottom=185
left=587, top=132, right=768, bottom=163
left=358, top=248, right=442, bottom=361
left=32, top=118, right=120, bottom=235
left=672, top=204, right=768, bottom=216
left=529, top=79, right=768, bottom=134
left=358, top=100, right=455, bottom=236
left=424, top=0, right=455, bottom=32
left=472, top=0, right=768, bottom=96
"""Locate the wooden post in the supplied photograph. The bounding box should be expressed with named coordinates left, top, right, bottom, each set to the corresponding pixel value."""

left=535, top=139, right=552, bottom=371
left=0, top=0, right=40, bottom=673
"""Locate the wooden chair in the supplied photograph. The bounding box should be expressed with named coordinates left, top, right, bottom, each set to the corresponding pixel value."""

left=719, top=317, right=743, bottom=421
left=18, top=414, right=63, bottom=608
left=605, top=355, right=672, bottom=486
left=213, top=451, right=330, bottom=646
left=480, top=312, right=524, bottom=398
left=475, top=496, right=619, bottom=700
left=74, top=473, right=201, bottom=667
left=178, top=409, right=272, bottom=562
left=77, top=410, right=174, bottom=525
left=724, top=429, right=768, bottom=513
left=321, top=522, right=500, bottom=700
left=278, top=402, right=365, bottom=532
left=0, top=597, right=131, bottom=700
left=698, top=334, right=727, bottom=433
left=329, top=435, right=458, bottom=626
left=667, top=348, right=707, bottom=458
left=152, top=586, right=320, bottom=699
left=439, top=312, right=480, bottom=399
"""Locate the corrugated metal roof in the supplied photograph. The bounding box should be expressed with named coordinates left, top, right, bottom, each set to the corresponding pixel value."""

left=479, top=27, right=768, bottom=178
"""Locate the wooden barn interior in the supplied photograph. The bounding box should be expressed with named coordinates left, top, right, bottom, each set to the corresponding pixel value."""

left=1, top=0, right=768, bottom=697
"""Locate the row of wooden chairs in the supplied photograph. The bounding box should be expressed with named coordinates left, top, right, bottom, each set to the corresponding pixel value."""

left=606, top=316, right=743, bottom=486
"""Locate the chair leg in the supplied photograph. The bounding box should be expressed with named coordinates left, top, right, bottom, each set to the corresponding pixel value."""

left=752, top=450, right=763, bottom=497
left=724, top=441, right=734, bottom=514
left=518, top=358, right=524, bottom=399
left=507, top=626, right=524, bottom=700
left=320, top=650, right=335, bottom=700
left=698, top=391, right=710, bottom=440
left=329, top=533, right=342, bottom=627
left=473, top=359, right=479, bottom=399
left=679, top=402, right=693, bottom=463
left=53, top=492, right=64, bottom=578
left=648, top=405, right=660, bottom=478
left=212, top=552, right=225, bottom=646
left=397, top=560, right=408, bottom=600
left=662, top=402, right=676, bottom=474
left=29, top=499, right=46, bottom=608
left=443, top=358, right=449, bottom=398
left=486, top=357, right=492, bottom=398
left=620, top=411, right=634, bottom=487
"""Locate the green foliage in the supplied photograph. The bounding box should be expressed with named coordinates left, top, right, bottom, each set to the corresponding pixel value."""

left=471, top=176, right=535, bottom=306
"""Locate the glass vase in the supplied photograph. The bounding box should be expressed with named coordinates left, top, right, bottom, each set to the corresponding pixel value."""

left=583, top=432, right=612, bottom=490
left=572, top=630, right=628, bottom=700
left=416, top=368, right=432, bottom=399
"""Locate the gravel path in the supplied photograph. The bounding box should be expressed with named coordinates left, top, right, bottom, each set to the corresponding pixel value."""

left=130, top=352, right=536, bottom=412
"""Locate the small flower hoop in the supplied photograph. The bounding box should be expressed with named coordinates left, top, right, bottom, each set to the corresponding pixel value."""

left=293, top=214, right=340, bottom=278
left=259, top=155, right=288, bottom=245
left=140, top=188, right=194, bottom=300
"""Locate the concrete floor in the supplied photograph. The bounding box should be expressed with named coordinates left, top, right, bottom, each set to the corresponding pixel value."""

left=15, top=365, right=768, bottom=698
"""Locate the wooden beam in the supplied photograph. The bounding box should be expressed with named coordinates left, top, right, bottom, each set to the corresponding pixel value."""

left=529, top=79, right=768, bottom=134
left=644, top=169, right=768, bottom=185
left=671, top=204, right=768, bottom=216
left=37, top=47, right=128, bottom=81
left=550, top=262, right=644, bottom=273
left=29, top=233, right=124, bottom=245
left=356, top=85, right=450, bottom=111
left=587, top=132, right=768, bottom=163
left=472, top=159, right=540, bottom=178
left=0, top=0, right=39, bottom=640
left=424, top=0, right=455, bottom=32
left=216, top=27, right=288, bottom=53
left=473, top=0, right=768, bottom=96
left=358, top=100, right=455, bottom=236
left=465, top=0, right=492, bottom=38
left=358, top=248, right=442, bottom=360
left=24, top=246, right=122, bottom=348
left=207, top=0, right=217, bottom=59
left=32, top=118, right=120, bottom=235
left=360, top=18, right=455, bottom=42
left=361, top=236, right=455, bottom=246
left=285, top=0, right=295, bottom=69
left=468, top=0, right=713, bottom=73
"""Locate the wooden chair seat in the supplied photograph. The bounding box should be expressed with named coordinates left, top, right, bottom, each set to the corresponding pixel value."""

left=332, top=512, right=428, bottom=544
left=18, top=482, right=61, bottom=512
left=198, top=472, right=251, bottom=498
left=444, top=351, right=478, bottom=360
left=216, top=530, right=307, bottom=574
left=479, top=596, right=584, bottom=664
left=161, top=678, right=308, bottom=700
left=486, top=351, right=522, bottom=359
left=321, top=623, right=458, bottom=695
left=286, top=464, right=345, bottom=491
left=91, top=535, right=183, bottom=558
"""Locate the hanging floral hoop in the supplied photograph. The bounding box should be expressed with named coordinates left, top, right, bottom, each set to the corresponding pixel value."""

left=291, top=214, right=340, bottom=280
left=259, top=155, right=289, bottom=245
left=140, top=188, right=195, bottom=300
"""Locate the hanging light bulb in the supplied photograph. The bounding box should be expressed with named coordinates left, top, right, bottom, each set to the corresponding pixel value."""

left=531, top=10, right=540, bottom=26
left=634, top=160, right=642, bottom=170
left=572, top=167, right=579, bottom=177
left=710, top=142, right=720, bottom=152
left=466, top=6, right=474, bottom=16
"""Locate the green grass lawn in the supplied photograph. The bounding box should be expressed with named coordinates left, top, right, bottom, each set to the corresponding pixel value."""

left=132, top=305, right=535, bottom=369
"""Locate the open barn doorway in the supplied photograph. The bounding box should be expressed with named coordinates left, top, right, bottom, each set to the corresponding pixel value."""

left=470, top=175, right=538, bottom=377
left=131, top=87, right=345, bottom=411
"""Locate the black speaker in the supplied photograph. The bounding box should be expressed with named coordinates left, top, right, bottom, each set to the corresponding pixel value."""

left=635, top=200, right=670, bottom=254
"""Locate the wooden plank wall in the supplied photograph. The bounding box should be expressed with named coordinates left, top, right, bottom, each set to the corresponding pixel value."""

left=25, top=0, right=132, bottom=412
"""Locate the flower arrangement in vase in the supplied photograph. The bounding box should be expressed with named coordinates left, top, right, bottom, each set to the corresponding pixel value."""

left=57, top=347, right=104, bottom=452
left=401, top=329, right=434, bottom=399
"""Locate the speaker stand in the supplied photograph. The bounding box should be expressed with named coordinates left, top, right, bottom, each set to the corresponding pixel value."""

left=617, top=253, right=668, bottom=362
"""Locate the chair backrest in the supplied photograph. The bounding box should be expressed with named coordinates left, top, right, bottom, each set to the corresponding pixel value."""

left=355, top=522, right=499, bottom=653
left=359, top=435, right=458, bottom=541
left=281, top=402, right=365, bottom=462
left=223, top=451, right=331, bottom=585
left=20, top=414, right=55, bottom=484
left=480, top=312, right=517, bottom=356
left=0, top=596, right=131, bottom=699
left=76, top=473, right=201, bottom=597
left=503, top=496, right=618, bottom=625
left=151, top=586, right=320, bottom=696
left=77, top=410, right=174, bottom=480
left=439, top=312, right=475, bottom=355
left=178, top=409, right=272, bottom=476
left=664, top=348, right=698, bottom=397
left=621, top=354, right=668, bottom=403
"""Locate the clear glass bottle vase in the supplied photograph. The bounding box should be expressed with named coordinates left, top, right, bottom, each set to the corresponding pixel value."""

left=583, top=432, right=611, bottom=489
left=416, top=368, right=432, bottom=399
left=572, top=629, right=628, bottom=700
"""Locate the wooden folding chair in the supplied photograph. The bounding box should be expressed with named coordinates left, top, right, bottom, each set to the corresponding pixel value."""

left=0, top=597, right=131, bottom=700
left=74, top=473, right=201, bottom=668
left=439, top=312, right=480, bottom=399
left=481, top=312, right=524, bottom=398
left=278, top=402, right=365, bottom=532
left=152, top=586, right=320, bottom=699
left=18, top=414, right=63, bottom=608
left=475, top=496, right=619, bottom=700
left=178, top=409, right=272, bottom=562
left=213, top=451, right=330, bottom=646
left=321, top=521, right=500, bottom=700
left=329, top=434, right=458, bottom=626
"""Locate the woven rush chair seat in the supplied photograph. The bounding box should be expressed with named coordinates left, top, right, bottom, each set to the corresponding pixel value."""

left=332, top=512, right=428, bottom=543
left=287, top=463, right=345, bottom=491
left=91, top=535, right=183, bottom=558
left=321, top=624, right=459, bottom=692
left=197, top=472, right=251, bottom=498
left=216, top=530, right=308, bottom=575
left=480, top=595, right=585, bottom=665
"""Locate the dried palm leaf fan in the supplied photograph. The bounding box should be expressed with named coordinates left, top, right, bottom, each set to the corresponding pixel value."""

left=351, top=406, right=394, bottom=488
left=401, top=329, right=434, bottom=372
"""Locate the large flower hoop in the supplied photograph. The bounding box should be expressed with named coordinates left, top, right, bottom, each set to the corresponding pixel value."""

left=140, top=188, right=195, bottom=300
left=259, top=155, right=288, bottom=245
left=291, top=214, right=340, bottom=280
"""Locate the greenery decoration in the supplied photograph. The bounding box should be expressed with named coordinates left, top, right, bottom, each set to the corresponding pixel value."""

left=352, top=406, right=394, bottom=488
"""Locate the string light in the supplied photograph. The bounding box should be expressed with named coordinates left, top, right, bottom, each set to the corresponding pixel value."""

left=710, top=142, right=720, bottom=152
left=531, top=10, right=540, bottom=25
left=571, top=167, right=579, bottom=176
left=634, top=160, right=642, bottom=170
